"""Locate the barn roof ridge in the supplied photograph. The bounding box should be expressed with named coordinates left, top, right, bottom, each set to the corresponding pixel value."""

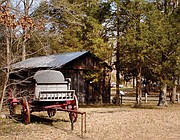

left=12, top=50, right=90, bottom=69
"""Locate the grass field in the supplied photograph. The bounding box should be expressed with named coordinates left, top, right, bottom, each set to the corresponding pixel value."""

left=1, top=103, right=180, bottom=140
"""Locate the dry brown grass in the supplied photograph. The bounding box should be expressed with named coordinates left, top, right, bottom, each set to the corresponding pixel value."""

left=1, top=103, right=180, bottom=140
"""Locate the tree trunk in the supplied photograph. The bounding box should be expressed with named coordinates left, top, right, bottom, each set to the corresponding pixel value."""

left=0, top=26, right=10, bottom=112
left=170, top=79, right=177, bottom=103
left=115, top=15, right=121, bottom=105
left=115, top=70, right=120, bottom=104
left=22, top=0, right=29, bottom=60
left=22, top=41, right=26, bottom=60
left=158, top=83, right=168, bottom=106
left=133, top=75, right=135, bottom=89
left=135, top=67, right=142, bottom=106
left=115, top=45, right=120, bottom=104
left=0, top=74, right=8, bottom=112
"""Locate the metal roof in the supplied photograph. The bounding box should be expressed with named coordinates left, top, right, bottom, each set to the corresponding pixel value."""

left=12, top=51, right=89, bottom=69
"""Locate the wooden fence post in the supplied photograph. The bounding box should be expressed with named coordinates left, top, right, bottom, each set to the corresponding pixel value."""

left=145, top=93, right=148, bottom=103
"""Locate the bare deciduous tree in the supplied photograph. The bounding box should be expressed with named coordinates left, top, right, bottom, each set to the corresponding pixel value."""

left=0, top=1, right=44, bottom=113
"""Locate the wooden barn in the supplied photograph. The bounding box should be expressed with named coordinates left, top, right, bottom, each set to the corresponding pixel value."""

left=10, top=51, right=112, bottom=104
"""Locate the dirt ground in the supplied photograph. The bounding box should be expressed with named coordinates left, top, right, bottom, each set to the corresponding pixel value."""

left=0, top=103, right=180, bottom=140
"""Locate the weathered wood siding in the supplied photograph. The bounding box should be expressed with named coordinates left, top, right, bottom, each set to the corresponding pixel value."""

left=61, top=53, right=111, bottom=104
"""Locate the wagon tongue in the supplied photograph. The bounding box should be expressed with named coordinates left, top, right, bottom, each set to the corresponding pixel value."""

left=44, top=104, right=67, bottom=109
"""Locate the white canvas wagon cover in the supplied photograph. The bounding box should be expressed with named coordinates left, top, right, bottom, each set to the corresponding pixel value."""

left=34, top=70, right=67, bottom=84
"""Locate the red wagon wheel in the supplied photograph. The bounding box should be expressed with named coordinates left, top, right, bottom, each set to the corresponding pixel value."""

left=7, top=89, right=17, bottom=116
left=21, top=97, right=30, bottom=124
left=68, top=94, right=79, bottom=123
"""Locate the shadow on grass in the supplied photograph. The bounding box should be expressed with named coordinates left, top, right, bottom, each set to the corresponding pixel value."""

left=30, top=114, right=69, bottom=125
left=133, top=103, right=164, bottom=109
left=80, top=102, right=164, bottom=110
left=8, top=113, right=69, bottom=125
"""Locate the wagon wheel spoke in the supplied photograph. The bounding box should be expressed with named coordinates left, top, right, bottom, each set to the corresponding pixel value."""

left=7, top=88, right=16, bottom=116
left=7, top=99, right=17, bottom=116
left=22, top=97, right=30, bottom=124
left=68, top=94, right=78, bottom=123
left=6, top=89, right=23, bottom=121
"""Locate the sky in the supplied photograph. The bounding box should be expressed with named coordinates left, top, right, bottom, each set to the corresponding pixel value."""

left=10, top=0, right=49, bottom=14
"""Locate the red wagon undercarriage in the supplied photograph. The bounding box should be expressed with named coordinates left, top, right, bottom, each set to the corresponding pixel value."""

left=7, top=70, right=86, bottom=137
